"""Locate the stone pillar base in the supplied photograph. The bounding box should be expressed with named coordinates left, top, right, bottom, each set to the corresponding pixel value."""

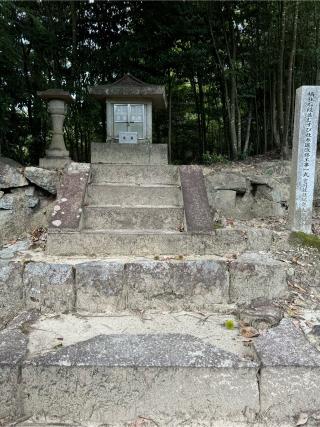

left=39, top=157, right=70, bottom=170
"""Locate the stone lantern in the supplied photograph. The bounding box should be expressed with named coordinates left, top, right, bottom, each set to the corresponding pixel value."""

left=37, top=89, right=73, bottom=169
left=89, top=74, right=166, bottom=144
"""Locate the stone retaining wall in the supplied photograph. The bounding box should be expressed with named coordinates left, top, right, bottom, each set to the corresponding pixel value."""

left=0, top=254, right=288, bottom=325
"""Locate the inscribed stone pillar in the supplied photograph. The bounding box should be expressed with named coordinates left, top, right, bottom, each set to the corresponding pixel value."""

left=289, top=86, right=320, bottom=234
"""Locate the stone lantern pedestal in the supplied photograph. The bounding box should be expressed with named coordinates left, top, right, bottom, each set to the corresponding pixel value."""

left=37, top=89, right=73, bottom=169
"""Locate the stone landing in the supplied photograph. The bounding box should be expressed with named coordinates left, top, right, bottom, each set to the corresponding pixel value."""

left=1, top=311, right=320, bottom=425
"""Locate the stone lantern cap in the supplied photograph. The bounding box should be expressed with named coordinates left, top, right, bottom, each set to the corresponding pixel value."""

left=37, top=89, right=73, bottom=103
left=89, top=74, right=167, bottom=109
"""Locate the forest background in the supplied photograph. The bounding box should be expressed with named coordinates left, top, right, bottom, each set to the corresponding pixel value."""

left=0, top=0, right=318, bottom=165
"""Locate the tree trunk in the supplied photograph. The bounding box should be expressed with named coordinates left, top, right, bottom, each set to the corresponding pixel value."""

left=272, top=76, right=281, bottom=148
left=168, top=71, right=173, bottom=163
left=277, top=1, right=286, bottom=148
left=243, top=101, right=253, bottom=156
left=283, top=0, right=299, bottom=159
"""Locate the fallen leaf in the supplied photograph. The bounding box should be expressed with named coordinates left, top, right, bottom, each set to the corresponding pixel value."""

left=240, top=326, right=259, bottom=338
left=296, top=412, right=308, bottom=426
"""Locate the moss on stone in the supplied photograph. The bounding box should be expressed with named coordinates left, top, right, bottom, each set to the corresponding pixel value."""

left=213, top=222, right=224, bottom=230
left=290, top=231, right=320, bottom=251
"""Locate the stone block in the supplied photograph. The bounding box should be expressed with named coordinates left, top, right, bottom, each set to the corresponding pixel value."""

left=24, top=166, right=59, bottom=194
left=246, top=228, right=273, bottom=251
left=91, top=142, right=168, bottom=165
left=22, top=333, right=259, bottom=424
left=24, top=262, right=74, bottom=313
left=0, top=193, right=15, bottom=209
left=75, top=259, right=230, bottom=312
left=50, top=170, right=89, bottom=231
left=213, top=228, right=248, bottom=254
left=0, top=328, right=28, bottom=421
left=39, top=156, right=70, bottom=170
left=229, top=252, right=287, bottom=304
left=75, top=262, right=124, bottom=312
left=125, top=259, right=229, bottom=310
left=209, top=190, right=237, bottom=211
left=91, top=164, right=179, bottom=185
left=86, top=183, right=183, bottom=207
left=47, top=229, right=252, bottom=257
left=0, top=239, right=30, bottom=260
left=0, top=261, right=24, bottom=326
left=205, top=172, right=247, bottom=193
left=179, top=165, right=213, bottom=232
left=0, top=162, right=28, bottom=189
left=83, top=206, right=184, bottom=231
left=254, top=319, right=320, bottom=420
left=46, top=230, right=191, bottom=257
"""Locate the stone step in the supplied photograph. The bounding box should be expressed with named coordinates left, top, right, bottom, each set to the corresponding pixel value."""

left=2, top=253, right=287, bottom=317
left=83, top=206, right=185, bottom=231
left=3, top=313, right=319, bottom=425
left=85, top=183, right=183, bottom=207
left=4, top=312, right=259, bottom=424
left=47, top=228, right=273, bottom=258
left=91, top=142, right=168, bottom=165
left=90, top=164, right=179, bottom=185
left=47, top=229, right=225, bottom=257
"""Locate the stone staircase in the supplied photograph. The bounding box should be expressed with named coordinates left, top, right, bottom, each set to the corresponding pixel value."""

left=46, top=143, right=271, bottom=256
left=2, top=143, right=320, bottom=426
left=84, top=157, right=184, bottom=232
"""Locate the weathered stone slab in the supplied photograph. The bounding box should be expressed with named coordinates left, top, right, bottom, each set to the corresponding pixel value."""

left=289, top=86, right=320, bottom=233
left=229, top=252, right=287, bottom=304
left=246, top=228, right=273, bottom=251
left=86, top=183, right=182, bottom=207
left=22, top=334, right=258, bottom=423
left=0, top=239, right=30, bottom=260
left=91, top=164, right=179, bottom=185
left=23, top=262, right=74, bottom=313
left=83, top=206, right=184, bottom=231
left=125, top=259, right=229, bottom=311
left=213, top=228, right=248, bottom=254
left=76, top=259, right=229, bottom=312
left=49, top=169, right=89, bottom=231
left=46, top=229, right=248, bottom=257
left=0, top=261, right=24, bottom=326
left=209, top=190, right=236, bottom=211
left=0, top=328, right=28, bottom=421
left=75, top=262, right=124, bottom=312
left=91, top=143, right=168, bottom=165
left=0, top=162, right=28, bottom=189
left=179, top=165, right=213, bottom=232
left=205, top=172, right=247, bottom=193
left=24, top=167, right=59, bottom=194
left=26, top=333, right=256, bottom=368
left=254, top=319, right=320, bottom=419
left=0, top=193, right=15, bottom=209
left=46, top=230, right=191, bottom=257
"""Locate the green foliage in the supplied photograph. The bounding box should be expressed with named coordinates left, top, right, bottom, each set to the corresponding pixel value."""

left=203, top=151, right=228, bottom=165
left=0, top=1, right=319, bottom=164
left=213, top=222, right=224, bottom=230
left=289, top=232, right=320, bottom=252
left=224, top=319, right=235, bottom=330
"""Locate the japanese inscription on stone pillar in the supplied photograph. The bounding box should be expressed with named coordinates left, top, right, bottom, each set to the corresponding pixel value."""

left=289, top=86, right=320, bottom=234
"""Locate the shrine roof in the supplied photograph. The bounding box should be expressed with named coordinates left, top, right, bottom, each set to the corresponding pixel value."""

left=89, top=74, right=166, bottom=109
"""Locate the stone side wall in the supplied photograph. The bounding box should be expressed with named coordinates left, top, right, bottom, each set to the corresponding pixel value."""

left=203, top=159, right=320, bottom=219
left=0, top=159, right=90, bottom=245
left=0, top=159, right=59, bottom=245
